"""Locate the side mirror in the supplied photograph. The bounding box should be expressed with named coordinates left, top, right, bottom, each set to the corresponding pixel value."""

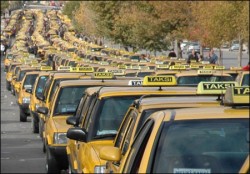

left=99, top=146, right=121, bottom=162
left=12, top=76, right=17, bottom=80
left=37, top=107, right=48, bottom=115
left=36, top=93, right=45, bottom=101
left=25, top=88, right=32, bottom=94
left=66, top=116, right=77, bottom=126
left=66, top=127, right=87, bottom=142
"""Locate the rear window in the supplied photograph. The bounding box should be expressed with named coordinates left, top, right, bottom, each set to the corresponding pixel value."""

left=177, top=76, right=211, bottom=85
left=152, top=119, right=249, bottom=173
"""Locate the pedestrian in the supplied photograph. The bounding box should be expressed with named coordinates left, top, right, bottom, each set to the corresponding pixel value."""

left=168, top=49, right=177, bottom=57
left=201, top=52, right=211, bottom=62
left=242, top=62, right=250, bottom=71
left=1, top=42, right=5, bottom=59
left=187, top=49, right=199, bottom=64
left=209, top=49, right=218, bottom=64
left=3, top=42, right=8, bottom=55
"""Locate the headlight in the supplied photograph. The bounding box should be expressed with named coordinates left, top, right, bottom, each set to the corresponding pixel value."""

left=53, top=132, right=67, bottom=144
left=7, top=77, right=12, bottom=81
left=94, top=165, right=106, bottom=174
left=22, top=97, right=30, bottom=104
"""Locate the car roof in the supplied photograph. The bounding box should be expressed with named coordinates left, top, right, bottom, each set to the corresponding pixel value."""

left=134, top=96, right=221, bottom=111
left=24, top=71, right=40, bottom=75
left=159, top=106, right=249, bottom=121
left=97, top=86, right=197, bottom=98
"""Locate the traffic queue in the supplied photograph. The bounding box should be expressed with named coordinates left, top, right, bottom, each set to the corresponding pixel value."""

left=2, top=8, right=249, bottom=174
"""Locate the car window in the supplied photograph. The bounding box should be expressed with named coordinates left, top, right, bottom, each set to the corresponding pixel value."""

left=35, top=76, right=48, bottom=97
left=92, top=96, right=139, bottom=138
left=242, top=74, right=249, bottom=86
left=23, top=74, right=38, bottom=89
left=53, top=86, right=87, bottom=116
left=152, top=119, right=249, bottom=173
left=123, top=119, right=154, bottom=173
left=115, top=109, right=135, bottom=148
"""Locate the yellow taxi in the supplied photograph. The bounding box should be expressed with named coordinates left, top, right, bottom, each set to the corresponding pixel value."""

left=65, top=76, right=198, bottom=173
left=102, top=81, right=239, bottom=173
left=175, top=69, right=234, bottom=86
left=236, top=71, right=249, bottom=86
left=12, top=66, right=39, bottom=97
left=4, top=52, right=14, bottom=71
left=27, top=67, right=54, bottom=133
left=239, top=155, right=249, bottom=173
left=5, top=62, right=22, bottom=91
left=37, top=72, right=138, bottom=173
left=36, top=68, right=92, bottom=139
left=17, top=71, right=40, bottom=122
left=100, top=86, right=249, bottom=173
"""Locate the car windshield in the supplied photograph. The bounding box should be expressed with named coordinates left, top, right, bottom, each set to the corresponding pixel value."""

left=210, top=75, right=234, bottom=82
left=137, top=72, right=155, bottom=77
left=17, top=71, right=26, bottom=82
left=177, top=76, right=212, bottom=85
left=48, top=78, right=79, bottom=103
left=91, top=47, right=102, bottom=52
left=35, top=76, right=48, bottom=96
left=93, top=96, right=140, bottom=138
left=7, top=54, right=13, bottom=59
left=241, top=74, right=249, bottom=86
left=23, top=74, right=38, bottom=89
left=152, top=119, right=249, bottom=173
left=53, top=86, right=87, bottom=116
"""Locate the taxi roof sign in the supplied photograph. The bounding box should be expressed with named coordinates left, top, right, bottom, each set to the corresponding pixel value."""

left=128, top=80, right=143, bottom=86
left=224, top=86, right=249, bottom=106
left=93, top=72, right=114, bottom=79
left=214, top=66, right=225, bottom=70
left=118, top=65, right=126, bottom=69
left=143, top=75, right=177, bottom=86
left=57, top=66, right=71, bottom=71
left=156, top=65, right=169, bottom=69
left=203, top=65, right=214, bottom=70
left=106, top=69, right=125, bottom=76
left=70, top=67, right=94, bottom=73
left=197, top=70, right=213, bottom=75
left=40, top=66, right=53, bottom=71
left=197, top=82, right=239, bottom=95
left=169, top=65, right=186, bottom=70
left=190, top=65, right=199, bottom=69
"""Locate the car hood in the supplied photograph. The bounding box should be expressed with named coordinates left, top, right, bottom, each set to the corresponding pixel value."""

left=53, top=116, right=71, bottom=132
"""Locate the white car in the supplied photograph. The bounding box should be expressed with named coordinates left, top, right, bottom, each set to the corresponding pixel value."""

left=187, top=43, right=200, bottom=54
left=229, top=44, right=240, bottom=51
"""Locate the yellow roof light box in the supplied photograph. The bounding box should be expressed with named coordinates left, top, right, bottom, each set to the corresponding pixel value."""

left=169, top=65, right=186, bottom=70
left=197, top=70, right=213, bottom=75
left=70, top=67, right=94, bottom=73
left=224, top=86, right=249, bottom=106
left=128, top=80, right=143, bottom=86
left=57, top=66, right=71, bottom=71
left=92, top=72, right=114, bottom=79
left=142, top=75, right=177, bottom=86
left=197, top=82, right=239, bottom=95
left=40, top=66, right=53, bottom=71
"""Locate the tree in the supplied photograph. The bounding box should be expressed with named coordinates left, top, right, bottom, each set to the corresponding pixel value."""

left=1, top=1, right=9, bottom=15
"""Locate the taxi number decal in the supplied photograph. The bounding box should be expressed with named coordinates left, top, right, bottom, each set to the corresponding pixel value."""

left=173, top=168, right=211, bottom=174
left=203, top=83, right=235, bottom=90
left=233, top=87, right=249, bottom=95
left=147, top=76, right=173, bottom=82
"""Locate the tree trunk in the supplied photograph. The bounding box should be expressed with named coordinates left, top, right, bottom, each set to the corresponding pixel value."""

left=218, top=48, right=222, bottom=66
left=238, top=35, right=242, bottom=67
left=177, top=40, right=182, bottom=58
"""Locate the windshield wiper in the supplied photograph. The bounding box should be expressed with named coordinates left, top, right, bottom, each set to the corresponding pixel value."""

left=93, top=133, right=116, bottom=139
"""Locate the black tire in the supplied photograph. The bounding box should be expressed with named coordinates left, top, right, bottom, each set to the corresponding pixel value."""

left=46, top=145, right=60, bottom=173
left=20, top=108, right=27, bottom=122
left=39, top=118, right=44, bottom=138
left=31, top=115, right=39, bottom=133
left=43, top=136, right=46, bottom=153
left=6, top=81, right=11, bottom=91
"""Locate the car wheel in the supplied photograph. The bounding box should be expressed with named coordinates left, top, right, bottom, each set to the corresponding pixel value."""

left=20, top=108, right=27, bottom=122
left=39, top=118, right=43, bottom=138
left=46, top=145, right=60, bottom=173
left=31, top=115, right=39, bottom=133
left=6, top=81, right=11, bottom=91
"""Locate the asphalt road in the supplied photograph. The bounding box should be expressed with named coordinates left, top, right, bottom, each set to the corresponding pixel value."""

left=1, top=61, right=46, bottom=173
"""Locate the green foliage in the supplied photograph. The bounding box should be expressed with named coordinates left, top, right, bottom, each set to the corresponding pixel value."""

left=1, top=1, right=9, bottom=12
left=62, top=1, right=80, bottom=20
